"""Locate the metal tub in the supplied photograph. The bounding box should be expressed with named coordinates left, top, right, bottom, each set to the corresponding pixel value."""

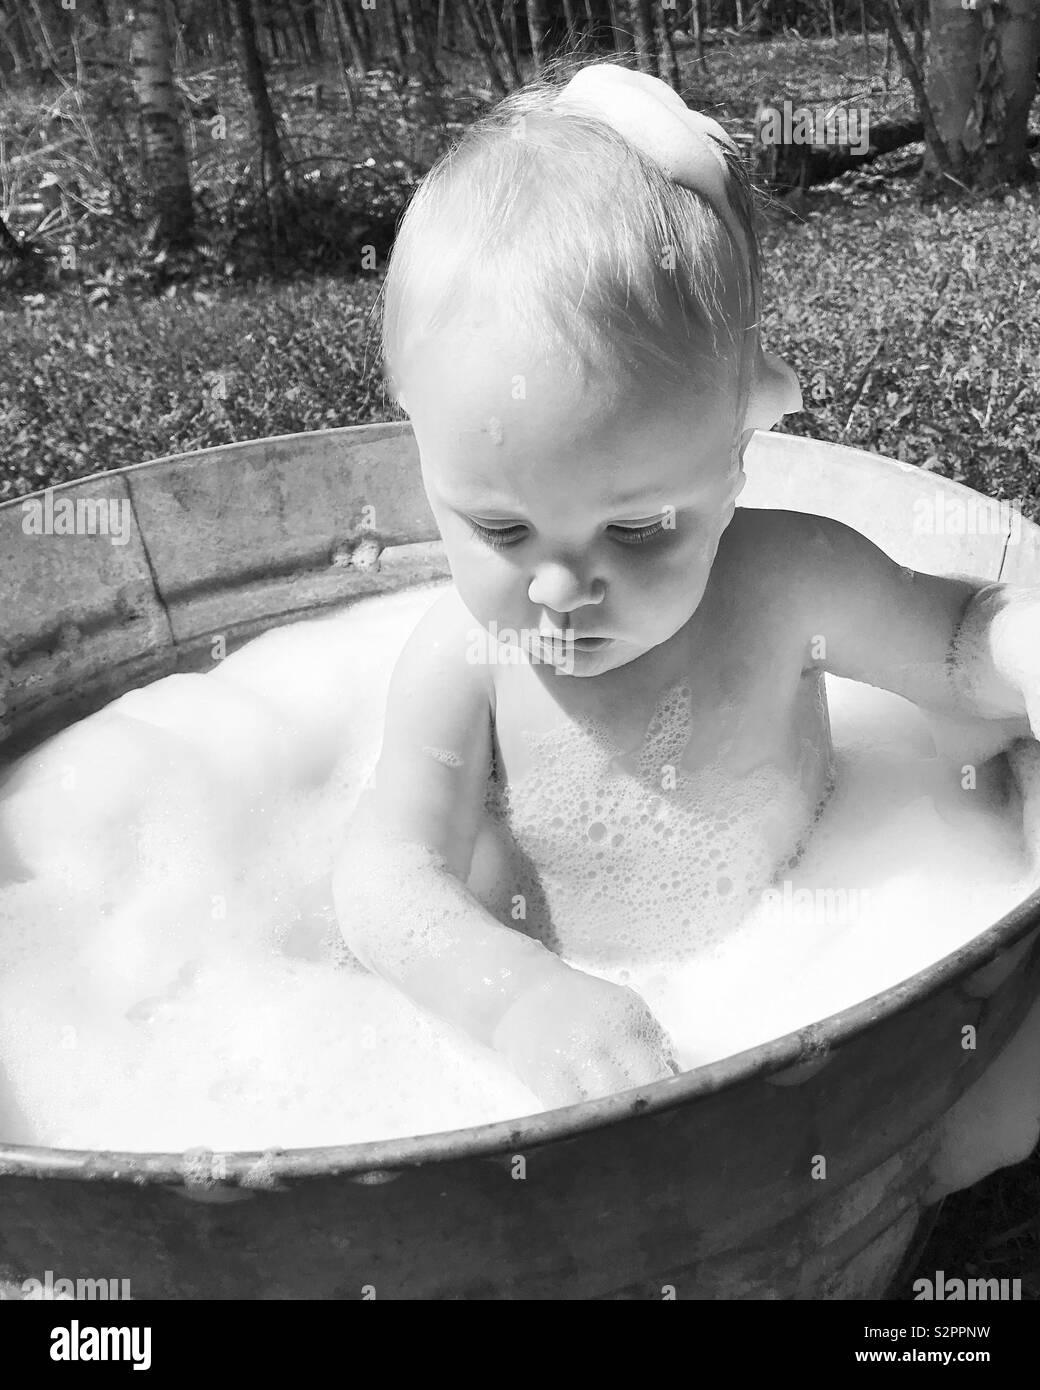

left=1, top=424, right=1038, bottom=1299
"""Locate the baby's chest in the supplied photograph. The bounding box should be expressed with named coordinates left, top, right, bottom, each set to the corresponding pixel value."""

left=492, top=633, right=828, bottom=789
left=485, top=667, right=834, bottom=963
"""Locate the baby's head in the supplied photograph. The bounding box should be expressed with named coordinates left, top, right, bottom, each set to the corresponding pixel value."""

left=382, top=64, right=801, bottom=677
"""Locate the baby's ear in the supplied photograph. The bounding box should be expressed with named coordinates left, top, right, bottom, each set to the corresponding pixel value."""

left=743, top=347, right=802, bottom=434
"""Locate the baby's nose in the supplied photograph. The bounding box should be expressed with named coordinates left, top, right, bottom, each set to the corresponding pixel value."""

left=528, top=561, right=604, bottom=615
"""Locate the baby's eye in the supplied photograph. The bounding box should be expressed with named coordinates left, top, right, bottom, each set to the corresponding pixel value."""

left=608, top=519, right=666, bottom=546
left=467, top=519, right=528, bottom=549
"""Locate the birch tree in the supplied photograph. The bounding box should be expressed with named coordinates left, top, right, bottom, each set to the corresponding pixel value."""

left=129, top=0, right=194, bottom=249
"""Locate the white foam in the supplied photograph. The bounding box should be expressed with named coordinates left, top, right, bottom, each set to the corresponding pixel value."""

left=0, top=582, right=1037, bottom=1170
left=485, top=678, right=815, bottom=967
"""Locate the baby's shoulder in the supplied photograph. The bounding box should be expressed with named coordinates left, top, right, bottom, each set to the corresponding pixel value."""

left=380, top=585, right=494, bottom=771
left=393, top=585, right=491, bottom=699
left=724, top=504, right=844, bottom=554
left=709, top=508, right=866, bottom=655
left=718, top=507, right=855, bottom=593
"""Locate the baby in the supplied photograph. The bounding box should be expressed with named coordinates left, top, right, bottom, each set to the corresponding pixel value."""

left=333, top=64, right=1040, bottom=1107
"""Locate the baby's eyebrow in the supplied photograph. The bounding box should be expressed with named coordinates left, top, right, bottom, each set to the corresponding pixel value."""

left=443, top=494, right=524, bottom=515
left=607, top=487, right=662, bottom=509
left=608, top=469, right=735, bottom=512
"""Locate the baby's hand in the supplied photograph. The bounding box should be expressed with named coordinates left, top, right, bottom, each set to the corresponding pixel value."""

left=491, top=968, right=679, bottom=1106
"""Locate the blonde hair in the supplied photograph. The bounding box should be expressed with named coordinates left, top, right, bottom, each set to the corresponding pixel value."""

left=381, top=68, right=761, bottom=413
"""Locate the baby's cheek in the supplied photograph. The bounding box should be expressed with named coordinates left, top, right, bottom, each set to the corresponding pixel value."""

left=646, top=530, right=716, bottom=604
left=455, top=561, right=525, bottom=632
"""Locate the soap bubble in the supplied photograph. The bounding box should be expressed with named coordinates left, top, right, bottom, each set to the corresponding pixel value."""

left=0, top=583, right=1037, bottom=1190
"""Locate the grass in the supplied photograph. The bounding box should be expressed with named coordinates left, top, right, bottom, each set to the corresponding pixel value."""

left=760, top=184, right=1040, bottom=516
left=0, top=277, right=390, bottom=497
left=1, top=33, right=1039, bottom=1300
left=3, top=182, right=1039, bottom=514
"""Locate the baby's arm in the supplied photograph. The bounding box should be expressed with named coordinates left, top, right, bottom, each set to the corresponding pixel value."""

left=788, top=514, right=1038, bottom=738
left=333, top=588, right=677, bottom=1104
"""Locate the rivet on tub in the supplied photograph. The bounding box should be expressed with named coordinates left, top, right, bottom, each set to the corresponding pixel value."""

left=168, top=1146, right=257, bottom=1202
left=330, top=537, right=383, bottom=572
left=239, top=1149, right=290, bottom=1191
left=349, top=1169, right=401, bottom=1185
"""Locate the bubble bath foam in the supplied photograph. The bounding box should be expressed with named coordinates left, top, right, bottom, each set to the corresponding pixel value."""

left=0, top=583, right=1038, bottom=1171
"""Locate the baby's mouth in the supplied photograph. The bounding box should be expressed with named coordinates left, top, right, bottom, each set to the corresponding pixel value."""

left=533, top=631, right=613, bottom=655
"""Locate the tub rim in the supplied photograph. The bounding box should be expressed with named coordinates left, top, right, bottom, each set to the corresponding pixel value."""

left=2, top=427, right=1039, bottom=1185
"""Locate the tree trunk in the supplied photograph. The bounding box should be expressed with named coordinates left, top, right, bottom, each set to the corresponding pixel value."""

left=924, top=0, right=1039, bottom=191
left=285, top=1, right=313, bottom=60
left=606, top=0, right=626, bottom=56
left=912, top=0, right=925, bottom=70
left=332, top=0, right=369, bottom=72
left=215, top=1, right=235, bottom=61
left=130, top=0, right=194, bottom=250
left=356, top=2, right=376, bottom=63
left=561, top=0, right=581, bottom=48
left=655, top=0, right=680, bottom=88
left=507, top=1, right=522, bottom=68
left=384, top=0, right=409, bottom=75
left=18, top=2, right=50, bottom=82
left=460, top=0, right=507, bottom=93
left=231, top=0, right=285, bottom=201
left=526, top=0, right=548, bottom=72
left=28, top=0, right=60, bottom=70
left=412, top=0, right=440, bottom=56
left=0, top=4, right=34, bottom=78
left=483, top=0, right=523, bottom=87
left=401, top=0, right=442, bottom=80
left=691, top=0, right=707, bottom=69
left=630, top=0, right=655, bottom=72
left=327, top=0, right=357, bottom=109
left=299, top=0, right=324, bottom=59
left=583, top=0, right=597, bottom=44
left=879, top=0, right=951, bottom=174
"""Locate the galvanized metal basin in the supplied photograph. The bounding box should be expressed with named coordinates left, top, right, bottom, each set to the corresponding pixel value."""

left=1, top=424, right=1039, bottom=1300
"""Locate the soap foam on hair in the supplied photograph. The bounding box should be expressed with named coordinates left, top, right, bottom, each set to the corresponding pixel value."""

left=0, top=582, right=1037, bottom=1157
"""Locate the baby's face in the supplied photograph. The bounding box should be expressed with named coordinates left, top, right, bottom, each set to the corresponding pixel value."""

left=403, top=333, right=746, bottom=678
